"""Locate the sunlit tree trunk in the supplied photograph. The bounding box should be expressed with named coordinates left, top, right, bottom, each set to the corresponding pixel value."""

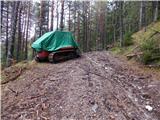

left=153, top=1, right=158, bottom=22
left=139, top=1, right=146, bottom=30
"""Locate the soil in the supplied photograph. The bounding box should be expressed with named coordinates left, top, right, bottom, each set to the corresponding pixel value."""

left=1, top=51, right=160, bottom=120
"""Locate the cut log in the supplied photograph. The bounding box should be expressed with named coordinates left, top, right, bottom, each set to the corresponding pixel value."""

left=126, top=52, right=143, bottom=60
left=146, top=64, right=160, bottom=68
left=150, top=29, right=160, bottom=33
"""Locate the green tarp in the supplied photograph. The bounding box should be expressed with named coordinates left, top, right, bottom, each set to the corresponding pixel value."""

left=31, top=30, right=79, bottom=52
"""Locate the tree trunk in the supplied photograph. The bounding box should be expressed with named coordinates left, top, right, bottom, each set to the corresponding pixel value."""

left=60, top=0, right=64, bottom=31
left=22, top=13, right=27, bottom=53
left=47, top=1, right=49, bottom=31
left=6, top=1, right=20, bottom=66
left=73, top=2, right=77, bottom=36
left=16, top=3, right=22, bottom=61
left=77, top=12, right=80, bottom=43
left=119, top=1, right=124, bottom=47
left=24, top=2, right=30, bottom=60
left=139, top=1, right=143, bottom=29
left=39, top=1, right=44, bottom=36
left=88, top=2, right=91, bottom=51
left=139, top=1, right=146, bottom=30
left=5, top=2, right=9, bottom=58
left=68, top=1, right=71, bottom=31
left=56, top=0, right=59, bottom=30
left=82, top=1, right=87, bottom=52
left=1, top=1, right=4, bottom=30
left=154, top=1, right=158, bottom=22
left=95, top=11, right=99, bottom=50
left=50, top=1, right=54, bottom=31
left=32, top=28, right=36, bottom=59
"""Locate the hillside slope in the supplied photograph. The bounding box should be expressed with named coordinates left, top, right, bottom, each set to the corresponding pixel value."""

left=111, top=21, right=160, bottom=66
left=132, top=21, right=160, bottom=45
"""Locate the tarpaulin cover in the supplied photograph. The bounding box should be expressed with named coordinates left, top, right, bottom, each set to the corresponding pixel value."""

left=31, top=30, right=79, bottom=52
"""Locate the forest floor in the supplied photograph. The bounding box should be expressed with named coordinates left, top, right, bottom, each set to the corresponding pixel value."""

left=1, top=51, right=160, bottom=120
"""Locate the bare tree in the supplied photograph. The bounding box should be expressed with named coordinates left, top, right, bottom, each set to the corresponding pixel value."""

left=153, top=1, right=158, bottom=22
left=139, top=1, right=146, bottom=30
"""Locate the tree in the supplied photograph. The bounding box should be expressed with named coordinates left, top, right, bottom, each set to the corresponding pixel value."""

left=1, top=1, right=159, bottom=67
left=68, top=1, right=71, bottom=31
left=50, top=0, right=54, bottom=31
left=60, top=0, right=64, bottom=31
left=139, top=1, right=146, bottom=30
left=5, top=1, right=9, bottom=58
left=153, top=1, right=159, bottom=22
left=16, top=2, right=23, bottom=61
left=24, top=1, right=31, bottom=60
left=1, top=1, right=4, bottom=30
left=119, top=1, right=124, bottom=47
left=6, top=1, right=20, bottom=66
left=56, top=0, right=59, bottom=30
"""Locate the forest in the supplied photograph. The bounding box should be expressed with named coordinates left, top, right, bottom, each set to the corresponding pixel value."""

left=1, top=1, right=160, bottom=120
left=1, top=0, right=160, bottom=67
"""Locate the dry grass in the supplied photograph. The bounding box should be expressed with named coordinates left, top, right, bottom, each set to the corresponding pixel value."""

left=1, top=60, right=38, bottom=84
left=132, top=21, right=160, bottom=45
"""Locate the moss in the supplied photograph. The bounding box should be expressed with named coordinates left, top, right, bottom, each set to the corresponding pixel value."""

left=132, top=21, right=160, bottom=45
left=110, top=47, right=123, bottom=54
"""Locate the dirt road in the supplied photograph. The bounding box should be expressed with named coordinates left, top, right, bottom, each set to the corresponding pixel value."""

left=1, top=51, right=160, bottom=120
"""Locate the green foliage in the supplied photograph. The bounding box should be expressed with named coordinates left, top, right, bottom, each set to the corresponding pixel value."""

left=140, top=38, right=160, bottom=64
left=123, top=32, right=134, bottom=46
left=110, top=47, right=122, bottom=54
left=140, top=50, right=152, bottom=64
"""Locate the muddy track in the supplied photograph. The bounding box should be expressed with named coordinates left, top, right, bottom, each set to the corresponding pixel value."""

left=1, top=51, right=160, bottom=120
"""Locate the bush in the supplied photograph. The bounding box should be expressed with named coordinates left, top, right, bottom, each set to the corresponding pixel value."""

left=123, top=32, right=134, bottom=46
left=140, top=38, right=160, bottom=64
left=141, top=50, right=152, bottom=64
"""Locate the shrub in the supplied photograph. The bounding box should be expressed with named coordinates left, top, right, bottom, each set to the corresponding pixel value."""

left=141, top=50, right=152, bottom=64
left=140, top=38, right=160, bottom=64
left=123, top=32, right=134, bottom=46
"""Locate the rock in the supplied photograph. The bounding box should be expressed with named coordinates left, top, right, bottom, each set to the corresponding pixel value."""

left=145, top=105, right=153, bottom=111
left=142, top=93, right=151, bottom=99
left=92, top=103, right=98, bottom=112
